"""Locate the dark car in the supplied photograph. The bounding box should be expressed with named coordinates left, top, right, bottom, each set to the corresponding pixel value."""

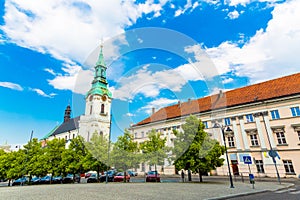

left=40, top=175, right=52, bottom=184
left=30, top=177, right=41, bottom=185
left=87, top=174, right=98, bottom=183
left=99, top=170, right=116, bottom=182
left=146, top=171, right=160, bottom=182
left=12, top=177, right=28, bottom=186
left=62, top=174, right=80, bottom=184
left=52, top=176, right=63, bottom=184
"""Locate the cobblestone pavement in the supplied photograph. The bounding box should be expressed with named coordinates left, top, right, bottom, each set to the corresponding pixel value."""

left=0, top=180, right=292, bottom=200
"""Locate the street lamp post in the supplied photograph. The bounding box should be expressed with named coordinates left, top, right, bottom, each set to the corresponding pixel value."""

left=260, top=111, right=281, bottom=184
left=214, top=123, right=234, bottom=188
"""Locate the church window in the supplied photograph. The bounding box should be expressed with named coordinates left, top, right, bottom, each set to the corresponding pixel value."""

left=101, top=104, right=105, bottom=114
left=90, top=105, right=93, bottom=115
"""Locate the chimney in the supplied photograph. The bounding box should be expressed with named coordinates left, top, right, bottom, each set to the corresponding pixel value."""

left=219, top=90, right=223, bottom=98
left=152, top=107, right=155, bottom=115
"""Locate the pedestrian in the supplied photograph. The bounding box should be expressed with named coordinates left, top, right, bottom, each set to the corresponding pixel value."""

left=181, top=170, right=185, bottom=182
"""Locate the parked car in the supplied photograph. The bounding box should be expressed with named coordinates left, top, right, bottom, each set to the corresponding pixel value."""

left=87, top=174, right=98, bottom=183
left=62, top=174, right=80, bottom=184
left=146, top=171, right=160, bottom=182
left=12, top=177, right=28, bottom=186
left=40, top=175, right=52, bottom=184
left=85, top=171, right=97, bottom=179
left=30, top=177, right=41, bottom=185
left=99, top=170, right=116, bottom=182
left=114, top=172, right=130, bottom=182
left=127, top=170, right=138, bottom=177
left=52, top=176, right=63, bottom=184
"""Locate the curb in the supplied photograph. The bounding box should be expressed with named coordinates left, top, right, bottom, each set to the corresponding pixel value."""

left=208, top=183, right=295, bottom=200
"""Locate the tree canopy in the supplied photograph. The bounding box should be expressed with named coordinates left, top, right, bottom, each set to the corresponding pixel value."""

left=173, top=115, right=225, bottom=182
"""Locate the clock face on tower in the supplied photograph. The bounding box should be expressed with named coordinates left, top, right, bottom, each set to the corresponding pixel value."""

left=102, top=95, right=107, bottom=101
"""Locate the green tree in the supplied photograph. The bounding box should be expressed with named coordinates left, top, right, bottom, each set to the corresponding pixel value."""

left=85, top=132, right=110, bottom=181
left=0, top=150, right=8, bottom=181
left=44, top=138, right=66, bottom=181
left=5, top=150, right=26, bottom=186
left=61, top=136, right=87, bottom=181
left=173, top=115, right=225, bottom=182
left=23, top=138, right=47, bottom=179
left=111, top=129, right=140, bottom=182
left=140, top=129, right=170, bottom=181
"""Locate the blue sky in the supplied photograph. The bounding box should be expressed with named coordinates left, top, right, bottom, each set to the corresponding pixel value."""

left=0, top=0, right=299, bottom=146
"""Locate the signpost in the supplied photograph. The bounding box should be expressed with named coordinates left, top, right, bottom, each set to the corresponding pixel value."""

left=243, top=156, right=254, bottom=189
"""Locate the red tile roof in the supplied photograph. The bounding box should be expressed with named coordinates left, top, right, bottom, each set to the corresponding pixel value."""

left=134, top=73, right=300, bottom=126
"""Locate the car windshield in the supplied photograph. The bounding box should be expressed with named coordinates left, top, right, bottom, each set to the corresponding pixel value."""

left=147, top=171, right=158, bottom=175
left=116, top=172, right=124, bottom=176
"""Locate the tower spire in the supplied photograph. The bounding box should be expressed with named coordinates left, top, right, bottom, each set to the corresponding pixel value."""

left=86, top=43, right=112, bottom=98
left=64, top=105, right=71, bottom=123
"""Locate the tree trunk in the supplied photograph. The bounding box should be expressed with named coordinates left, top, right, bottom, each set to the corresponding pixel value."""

left=8, top=179, right=11, bottom=186
left=97, top=165, right=100, bottom=183
left=188, top=169, right=191, bottom=181
left=199, top=170, right=203, bottom=182
left=155, top=164, right=157, bottom=182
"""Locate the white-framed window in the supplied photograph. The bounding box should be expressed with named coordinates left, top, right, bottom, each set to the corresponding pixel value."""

left=290, top=106, right=300, bottom=117
left=276, top=132, right=287, bottom=144
left=270, top=110, right=280, bottom=120
left=255, top=160, right=265, bottom=173
left=203, top=121, right=208, bottom=129
left=246, top=114, right=254, bottom=122
left=283, top=160, right=295, bottom=174
left=227, top=136, right=235, bottom=147
left=224, top=118, right=231, bottom=125
left=250, top=134, right=259, bottom=146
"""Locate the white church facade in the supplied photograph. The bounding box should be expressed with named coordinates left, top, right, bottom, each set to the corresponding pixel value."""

left=41, top=46, right=112, bottom=146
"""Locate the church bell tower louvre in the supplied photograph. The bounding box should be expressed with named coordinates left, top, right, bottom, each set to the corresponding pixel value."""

left=78, top=44, right=112, bottom=142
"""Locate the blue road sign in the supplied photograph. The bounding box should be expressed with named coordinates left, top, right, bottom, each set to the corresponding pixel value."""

left=243, top=156, right=252, bottom=164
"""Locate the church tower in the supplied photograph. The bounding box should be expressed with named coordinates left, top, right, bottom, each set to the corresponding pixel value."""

left=79, top=45, right=112, bottom=141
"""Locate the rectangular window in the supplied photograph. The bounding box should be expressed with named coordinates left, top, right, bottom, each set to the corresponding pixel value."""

left=270, top=110, right=280, bottom=120
left=255, top=160, right=265, bottom=173
left=276, top=132, right=287, bottom=144
left=298, top=131, right=300, bottom=141
left=141, top=131, right=144, bottom=138
left=227, top=136, right=235, bottom=147
left=250, top=134, right=259, bottom=146
left=203, top=121, right=208, bottom=129
left=224, top=118, right=231, bottom=125
left=246, top=114, right=254, bottom=122
left=290, top=106, right=300, bottom=117
left=283, top=160, right=295, bottom=174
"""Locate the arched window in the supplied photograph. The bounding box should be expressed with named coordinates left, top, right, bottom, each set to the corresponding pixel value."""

left=101, top=104, right=105, bottom=114
left=90, top=105, right=93, bottom=115
left=100, top=131, right=103, bottom=138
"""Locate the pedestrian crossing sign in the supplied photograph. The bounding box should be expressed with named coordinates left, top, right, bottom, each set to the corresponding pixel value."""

left=243, top=156, right=252, bottom=164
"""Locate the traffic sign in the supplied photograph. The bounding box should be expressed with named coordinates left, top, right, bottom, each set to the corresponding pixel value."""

left=243, top=156, right=252, bottom=164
